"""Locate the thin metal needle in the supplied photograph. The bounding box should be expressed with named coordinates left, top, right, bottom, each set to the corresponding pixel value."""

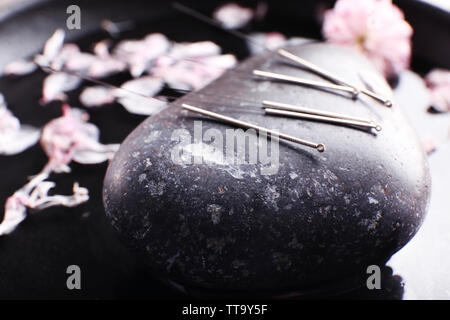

left=264, top=108, right=382, bottom=131
left=181, top=103, right=326, bottom=152
left=173, top=2, right=392, bottom=107
left=253, top=70, right=358, bottom=97
left=262, top=100, right=374, bottom=124
left=278, top=49, right=392, bottom=107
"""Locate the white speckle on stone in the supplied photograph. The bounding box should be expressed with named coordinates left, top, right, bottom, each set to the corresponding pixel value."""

left=289, top=172, right=298, bottom=179
left=368, top=196, right=379, bottom=204
left=207, top=204, right=223, bottom=225
left=138, top=173, right=146, bottom=183
left=132, top=151, right=140, bottom=158
left=144, top=130, right=161, bottom=144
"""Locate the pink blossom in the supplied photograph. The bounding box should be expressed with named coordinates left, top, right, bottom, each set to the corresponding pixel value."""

left=213, top=3, right=254, bottom=29
left=169, top=41, right=221, bottom=60
left=34, top=29, right=66, bottom=68
left=153, top=55, right=236, bottom=91
left=2, top=59, right=37, bottom=76
left=41, top=72, right=82, bottom=104
left=0, top=179, right=89, bottom=236
left=50, top=43, right=84, bottom=71
left=0, top=94, right=40, bottom=155
left=150, top=41, right=237, bottom=91
left=0, top=195, right=27, bottom=235
left=322, top=0, right=413, bottom=78
left=79, top=86, right=116, bottom=107
left=115, top=76, right=166, bottom=115
left=425, top=69, right=450, bottom=112
left=88, top=40, right=127, bottom=78
left=40, top=104, right=119, bottom=172
left=113, top=33, right=171, bottom=78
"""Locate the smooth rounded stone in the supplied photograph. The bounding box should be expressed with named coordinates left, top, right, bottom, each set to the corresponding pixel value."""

left=103, top=42, right=430, bottom=294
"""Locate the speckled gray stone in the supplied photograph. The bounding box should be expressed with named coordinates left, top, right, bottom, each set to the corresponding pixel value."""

left=103, top=43, right=430, bottom=294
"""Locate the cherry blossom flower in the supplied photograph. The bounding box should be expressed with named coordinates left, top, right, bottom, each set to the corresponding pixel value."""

left=322, top=0, right=413, bottom=78
left=425, top=69, right=450, bottom=112
left=0, top=93, right=40, bottom=155
left=213, top=3, right=255, bottom=29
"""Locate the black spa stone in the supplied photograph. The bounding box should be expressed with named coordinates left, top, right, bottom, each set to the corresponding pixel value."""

left=103, top=43, right=430, bottom=294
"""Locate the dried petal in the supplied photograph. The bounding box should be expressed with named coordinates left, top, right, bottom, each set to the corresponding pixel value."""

left=119, top=76, right=163, bottom=97
left=113, top=33, right=171, bottom=78
left=115, top=76, right=166, bottom=115
left=0, top=125, right=41, bottom=155
left=116, top=95, right=167, bottom=116
left=41, top=72, right=82, bottom=104
left=79, top=86, right=116, bottom=107
left=2, top=59, right=37, bottom=76
left=41, top=104, right=119, bottom=171
left=50, top=43, right=81, bottom=71
left=169, top=41, right=221, bottom=60
left=0, top=96, right=40, bottom=155
left=88, top=58, right=127, bottom=78
left=0, top=195, right=27, bottom=236
left=34, top=29, right=65, bottom=67
left=213, top=3, right=254, bottom=29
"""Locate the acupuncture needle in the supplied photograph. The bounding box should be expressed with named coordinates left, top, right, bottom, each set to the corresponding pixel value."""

left=253, top=70, right=358, bottom=97
left=264, top=108, right=382, bottom=131
left=278, top=49, right=392, bottom=107
left=181, top=103, right=326, bottom=152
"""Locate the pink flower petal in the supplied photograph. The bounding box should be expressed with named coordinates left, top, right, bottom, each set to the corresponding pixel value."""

left=41, top=72, right=82, bottom=104
left=0, top=95, right=40, bottom=155
left=34, top=29, right=65, bottom=67
left=113, top=33, right=170, bottom=78
left=116, top=95, right=167, bottom=116
left=0, top=125, right=41, bottom=155
left=41, top=104, right=118, bottom=170
left=118, top=76, right=163, bottom=97
left=213, top=3, right=254, bottom=29
left=0, top=195, right=27, bottom=236
left=79, top=86, right=116, bottom=107
left=2, top=59, right=37, bottom=76
left=169, top=41, right=221, bottom=60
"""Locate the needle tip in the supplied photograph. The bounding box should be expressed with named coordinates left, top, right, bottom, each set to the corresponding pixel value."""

left=385, top=100, right=393, bottom=107
left=316, top=144, right=326, bottom=152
